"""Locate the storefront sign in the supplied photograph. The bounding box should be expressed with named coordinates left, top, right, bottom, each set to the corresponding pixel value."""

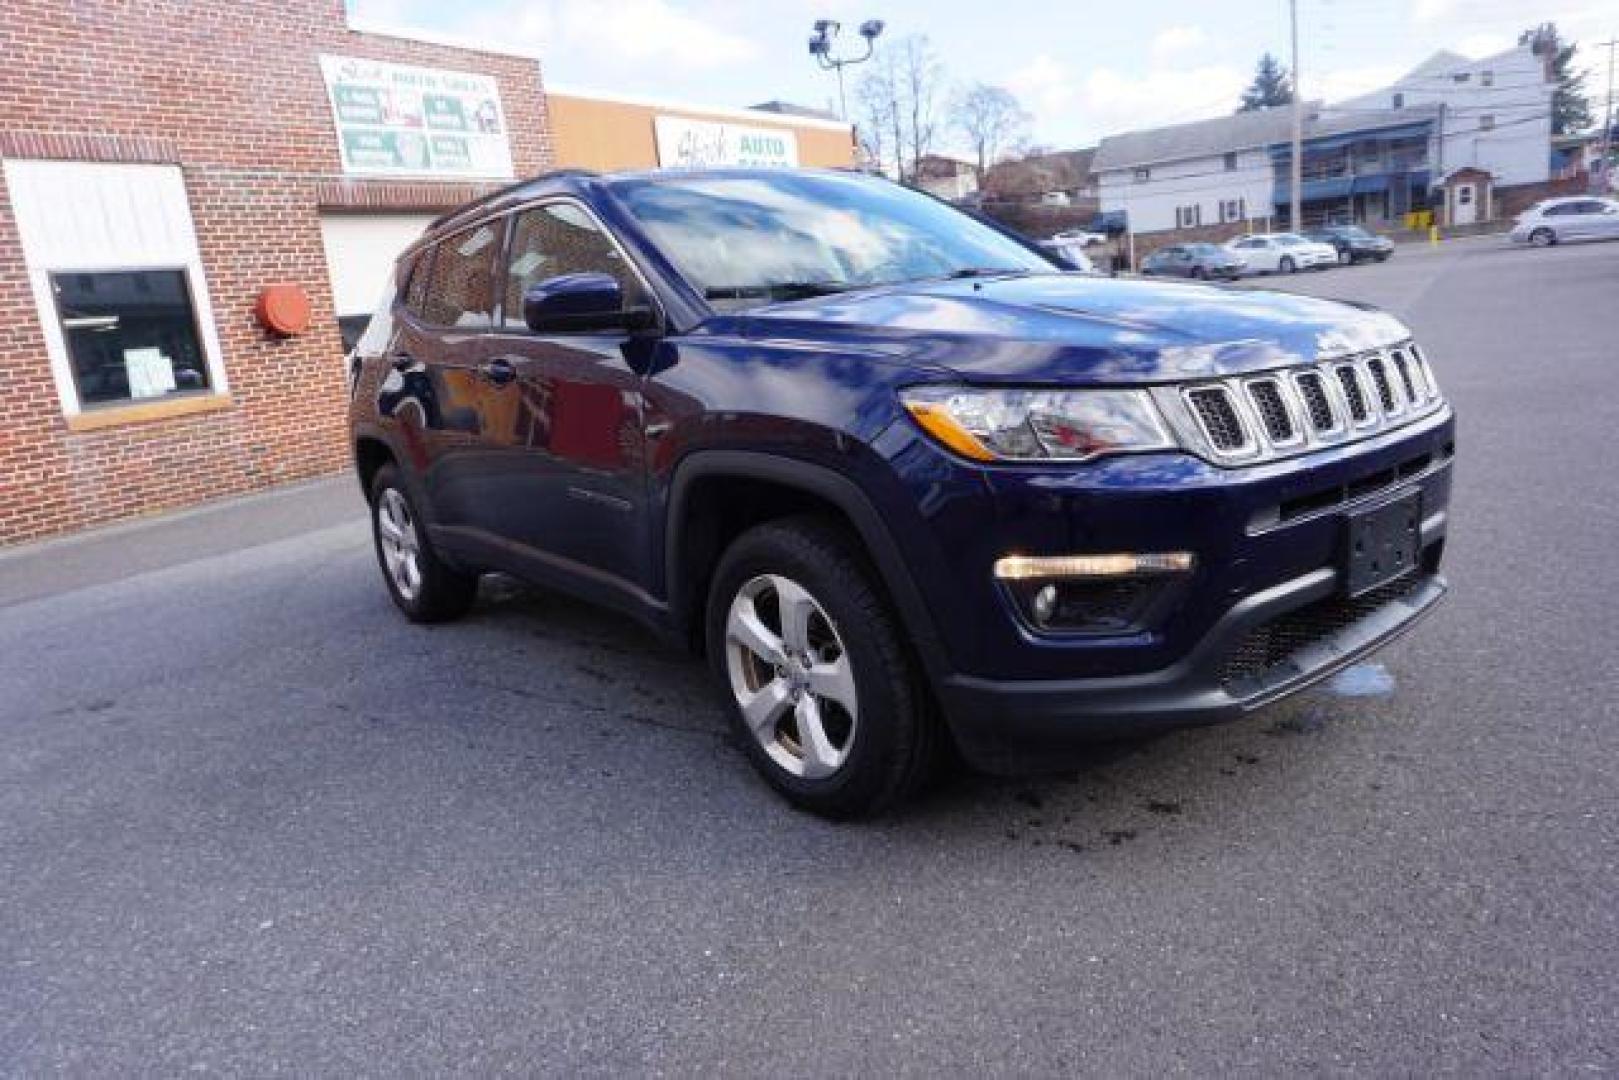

left=653, top=116, right=799, bottom=169
left=319, top=55, right=513, bottom=179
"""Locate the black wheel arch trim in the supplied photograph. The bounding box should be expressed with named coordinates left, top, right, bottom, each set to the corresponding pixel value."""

left=664, top=449, right=950, bottom=677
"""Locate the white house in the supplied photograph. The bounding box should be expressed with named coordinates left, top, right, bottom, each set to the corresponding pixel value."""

left=1093, top=44, right=1553, bottom=237
left=1330, top=45, right=1552, bottom=189
left=1094, top=109, right=1288, bottom=234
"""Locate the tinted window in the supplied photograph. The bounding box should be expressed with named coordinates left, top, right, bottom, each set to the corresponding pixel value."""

left=421, top=223, right=498, bottom=328
left=502, top=202, right=645, bottom=329
left=1545, top=202, right=1578, bottom=217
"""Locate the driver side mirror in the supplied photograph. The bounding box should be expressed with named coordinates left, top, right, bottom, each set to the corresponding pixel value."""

left=522, top=272, right=656, bottom=333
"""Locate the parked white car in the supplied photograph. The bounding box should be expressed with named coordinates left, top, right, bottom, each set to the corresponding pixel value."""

left=1050, top=228, right=1107, bottom=247
left=1225, top=232, right=1338, bottom=274
left=1508, top=197, right=1619, bottom=247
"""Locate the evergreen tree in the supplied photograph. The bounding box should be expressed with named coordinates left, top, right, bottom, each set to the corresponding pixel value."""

left=1237, top=53, right=1294, bottom=113
left=1519, top=23, right=1592, bottom=135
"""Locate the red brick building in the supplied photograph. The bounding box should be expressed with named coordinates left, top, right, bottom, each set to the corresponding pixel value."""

left=0, top=0, right=553, bottom=544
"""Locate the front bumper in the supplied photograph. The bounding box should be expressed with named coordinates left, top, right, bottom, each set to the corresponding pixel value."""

left=937, top=558, right=1446, bottom=773
left=878, top=404, right=1455, bottom=772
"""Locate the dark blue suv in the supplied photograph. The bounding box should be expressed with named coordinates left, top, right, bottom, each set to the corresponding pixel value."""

left=349, top=168, right=1454, bottom=817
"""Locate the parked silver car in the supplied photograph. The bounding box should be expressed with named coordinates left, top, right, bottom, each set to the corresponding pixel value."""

left=1508, top=197, right=1619, bottom=247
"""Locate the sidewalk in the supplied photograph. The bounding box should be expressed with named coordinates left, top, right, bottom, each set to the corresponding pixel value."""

left=0, top=473, right=361, bottom=609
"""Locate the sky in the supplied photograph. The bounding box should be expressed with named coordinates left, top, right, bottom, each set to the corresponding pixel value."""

left=346, top=0, right=1616, bottom=150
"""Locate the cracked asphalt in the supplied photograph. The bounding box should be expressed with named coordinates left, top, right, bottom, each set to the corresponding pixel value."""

left=2, top=235, right=1615, bottom=1074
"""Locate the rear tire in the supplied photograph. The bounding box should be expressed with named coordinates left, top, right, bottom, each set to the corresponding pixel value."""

left=1190, top=266, right=1206, bottom=280
left=1529, top=227, right=1556, bottom=248
left=705, top=516, right=938, bottom=818
left=369, top=463, right=478, bottom=623
left=1279, top=255, right=1297, bottom=274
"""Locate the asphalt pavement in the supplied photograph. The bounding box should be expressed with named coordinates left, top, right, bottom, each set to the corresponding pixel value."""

left=2, top=235, right=1616, bottom=1074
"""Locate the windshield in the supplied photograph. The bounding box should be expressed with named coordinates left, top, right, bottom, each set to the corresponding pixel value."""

left=608, top=171, right=1054, bottom=309
left=1275, top=234, right=1309, bottom=246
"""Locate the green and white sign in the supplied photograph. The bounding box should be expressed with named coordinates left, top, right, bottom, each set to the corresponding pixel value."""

left=320, top=55, right=513, bottom=180
left=654, top=116, right=799, bottom=169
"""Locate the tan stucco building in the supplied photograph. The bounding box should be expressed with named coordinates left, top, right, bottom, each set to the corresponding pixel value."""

left=546, top=88, right=855, bottom=172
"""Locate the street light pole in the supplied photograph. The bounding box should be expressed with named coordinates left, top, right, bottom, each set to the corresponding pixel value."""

left=808, top=19, right=885, bottom=122
left=1289, top=0, right=1303, bottom=232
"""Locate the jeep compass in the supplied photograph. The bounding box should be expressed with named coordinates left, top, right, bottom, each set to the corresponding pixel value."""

left=348, top=168, right=1454, bottom=817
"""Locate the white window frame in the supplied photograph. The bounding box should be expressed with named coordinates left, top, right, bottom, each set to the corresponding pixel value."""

left=1220, top=198, right=1246, bottom=223
left=1176, top=204, right=1202, bottom=229
left=1134, top=167, right=1151, bottom=182
left=2, top=159, right=229, bottom=418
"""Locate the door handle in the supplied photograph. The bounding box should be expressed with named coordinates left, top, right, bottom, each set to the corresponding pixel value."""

left=479, top=357, right=517, bottom=386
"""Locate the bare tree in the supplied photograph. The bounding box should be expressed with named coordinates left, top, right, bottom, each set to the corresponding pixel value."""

left=951, top=83, right=1030, bottom=179
left=855, top=34, right=943, bottom=182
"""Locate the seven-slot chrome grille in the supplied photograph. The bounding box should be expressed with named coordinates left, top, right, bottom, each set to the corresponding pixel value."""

left=1176, top=344, right=1443, bottom=463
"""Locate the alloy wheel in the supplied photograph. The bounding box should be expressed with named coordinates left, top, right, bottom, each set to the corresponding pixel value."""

left=376, top=488, right=423, bottom=602
left=724, top=573, right=858, bottom=780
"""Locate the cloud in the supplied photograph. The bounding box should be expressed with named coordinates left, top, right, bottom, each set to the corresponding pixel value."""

left=1009, top=52, right=1248, bottom=146
left=1150, top=25, right=1209, bottom=66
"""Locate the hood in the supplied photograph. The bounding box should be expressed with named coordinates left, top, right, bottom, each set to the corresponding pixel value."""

left=726, top=273, right=1410, bottom=384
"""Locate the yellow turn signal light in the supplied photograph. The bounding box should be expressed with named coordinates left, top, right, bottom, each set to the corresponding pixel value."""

left=901, top=400, right=997, bottom=462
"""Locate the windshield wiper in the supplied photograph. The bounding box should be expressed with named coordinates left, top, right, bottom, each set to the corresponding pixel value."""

left=703, top=281, right=854, bottom=301
left=941, top=267, right=1030, bottom=279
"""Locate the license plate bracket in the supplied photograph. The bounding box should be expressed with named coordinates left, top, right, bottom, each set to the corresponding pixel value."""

left=1344, top=489, right=1422, bottom=596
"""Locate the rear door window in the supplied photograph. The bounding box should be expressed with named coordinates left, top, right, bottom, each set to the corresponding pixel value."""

left=420, top=222, right=498, bottom=328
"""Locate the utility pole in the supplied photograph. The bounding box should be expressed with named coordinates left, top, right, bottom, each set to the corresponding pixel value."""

left=1288, top=0, right=1303, bottom=232
left=1598, top=37, right=1617, bottom=195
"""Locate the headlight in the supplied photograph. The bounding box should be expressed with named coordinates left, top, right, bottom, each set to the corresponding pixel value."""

left=900, top=386, right=1176, bottom=462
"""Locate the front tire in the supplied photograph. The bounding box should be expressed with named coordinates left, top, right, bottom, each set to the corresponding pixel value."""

left=1279, top=255, right=1297, bottom=274
left=706, top=517, right=938, bottom=818
left=369, top=463, right=478, bottom=623
left=1529, top=227, right=1556, bottom=248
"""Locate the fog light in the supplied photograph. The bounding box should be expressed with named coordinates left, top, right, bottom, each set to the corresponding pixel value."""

left=1032, top=584, right=1059, bottom=626
left=996, top=552, right=1195, bottom=635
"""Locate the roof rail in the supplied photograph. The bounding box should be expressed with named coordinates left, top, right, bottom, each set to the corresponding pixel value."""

left=428, top=168, right=601, bottom=228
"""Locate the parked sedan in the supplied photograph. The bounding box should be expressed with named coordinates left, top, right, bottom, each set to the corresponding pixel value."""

left=1508, top=197, right=1619, bottom=247
left=1140, top=243, right=1246, bottom=280
left=1306, top=224, right=1395, bottom=264
left=1226, top=232, right=1338, bottom=274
